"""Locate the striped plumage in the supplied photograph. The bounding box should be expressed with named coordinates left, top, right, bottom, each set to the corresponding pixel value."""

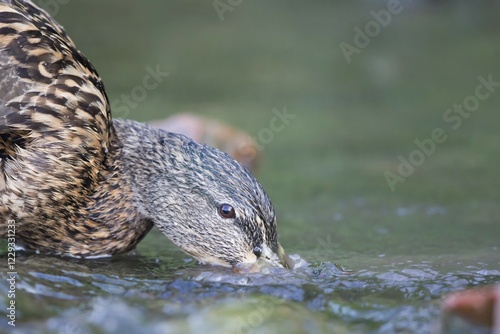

left=0, top=0, right=292, bottom=268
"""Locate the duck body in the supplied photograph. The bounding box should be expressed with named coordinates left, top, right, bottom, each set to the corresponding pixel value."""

left=0, top=0, right=292, bottom=268
left=0, top=0, right=144, bottom=255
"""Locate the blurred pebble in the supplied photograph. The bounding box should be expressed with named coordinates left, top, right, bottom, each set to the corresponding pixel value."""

left=149, top=113, right=260, bottom=174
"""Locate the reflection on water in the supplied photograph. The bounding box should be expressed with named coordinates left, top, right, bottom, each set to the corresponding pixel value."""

left=0, top=250, right=499, bottom=333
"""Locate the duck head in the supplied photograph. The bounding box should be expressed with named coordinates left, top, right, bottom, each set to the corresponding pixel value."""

left=117, top=119, right=293, bottom=269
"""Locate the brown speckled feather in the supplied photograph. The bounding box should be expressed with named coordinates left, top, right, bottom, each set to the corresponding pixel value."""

left=0, top=0, right=109, bottom=200
left=0, top=0, right=151, bottom=255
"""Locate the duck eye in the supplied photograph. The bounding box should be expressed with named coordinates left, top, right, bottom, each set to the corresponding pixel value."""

left=218, top=204, right=235, bottom=219
left=253, top=246, right=262, bottom=258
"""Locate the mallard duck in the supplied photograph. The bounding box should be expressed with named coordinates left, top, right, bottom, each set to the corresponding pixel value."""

left=0, top=0, right=292, bottom=269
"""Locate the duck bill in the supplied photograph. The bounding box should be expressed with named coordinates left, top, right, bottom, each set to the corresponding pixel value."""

left=261, top=243, right=295, bottom=269
left=276, top=243, right=294, bottom=269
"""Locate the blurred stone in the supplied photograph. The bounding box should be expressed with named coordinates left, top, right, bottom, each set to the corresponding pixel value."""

left=441, top=285, right=500, bottom=332
left=149, top=113, right=260, bottom=174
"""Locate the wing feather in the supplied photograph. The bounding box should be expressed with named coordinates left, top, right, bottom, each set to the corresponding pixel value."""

left=0, top=0, right=112, bottom=223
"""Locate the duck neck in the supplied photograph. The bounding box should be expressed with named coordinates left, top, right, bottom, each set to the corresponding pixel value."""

left=111, top=118, right=171, bottom=216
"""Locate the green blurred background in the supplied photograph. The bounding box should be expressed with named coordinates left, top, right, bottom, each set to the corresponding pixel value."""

left=47, top=0, right=500, bottom=260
